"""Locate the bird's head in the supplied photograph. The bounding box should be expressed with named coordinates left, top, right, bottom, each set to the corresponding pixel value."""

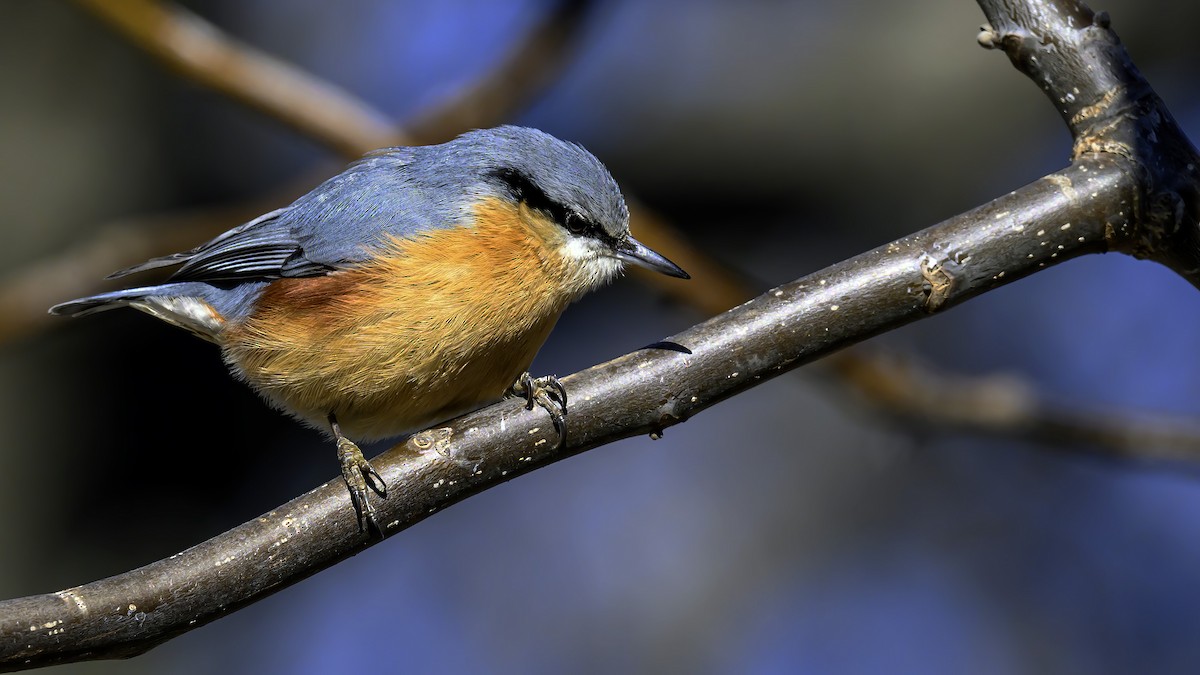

left=436, top=126, right=689, bottom=297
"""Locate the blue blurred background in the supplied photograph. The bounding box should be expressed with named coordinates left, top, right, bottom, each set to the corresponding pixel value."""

left=3, top=1, right=1200, bottom=673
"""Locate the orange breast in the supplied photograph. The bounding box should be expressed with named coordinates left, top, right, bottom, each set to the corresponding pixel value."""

left=220, top=196, right=577, bottom=440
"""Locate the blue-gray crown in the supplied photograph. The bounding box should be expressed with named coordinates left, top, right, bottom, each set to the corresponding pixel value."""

left=412, top=126, right=631, bottom=241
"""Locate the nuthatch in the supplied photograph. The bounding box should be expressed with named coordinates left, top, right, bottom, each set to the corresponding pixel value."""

left=51, top=126, right=689, bottom=530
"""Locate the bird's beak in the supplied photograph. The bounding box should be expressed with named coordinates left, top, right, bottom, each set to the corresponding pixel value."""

left=614, top=236, right=690, bottom=279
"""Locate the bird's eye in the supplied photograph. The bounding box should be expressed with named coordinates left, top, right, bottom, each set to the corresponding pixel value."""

left=564, top=212, right=588, bottom=235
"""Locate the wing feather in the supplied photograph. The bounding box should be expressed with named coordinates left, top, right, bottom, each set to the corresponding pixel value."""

left=105, top=148, right=466, bottom=284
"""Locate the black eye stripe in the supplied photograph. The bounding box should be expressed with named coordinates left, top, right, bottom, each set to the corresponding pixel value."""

left=489, top=168, right=613, bottom=244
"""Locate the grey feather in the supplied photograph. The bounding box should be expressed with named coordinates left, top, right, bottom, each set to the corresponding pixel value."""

left=101, top=126, right=629, bottom=286
left=48, top=281, right=269, bottom=338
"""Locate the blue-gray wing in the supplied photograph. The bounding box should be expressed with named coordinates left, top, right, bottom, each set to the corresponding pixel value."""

left=105, top=207, right=306, bottom=281
left=110, top=150, right=462, bottom=283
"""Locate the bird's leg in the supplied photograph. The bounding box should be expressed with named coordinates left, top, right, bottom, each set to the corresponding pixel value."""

left=508, top=372, right=568, bottom=448
left=328, top=412, right=387, bottom=534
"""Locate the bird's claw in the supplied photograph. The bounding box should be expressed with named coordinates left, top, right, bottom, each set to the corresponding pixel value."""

left=336, top=435, right=387, bottom=536
left=511, top=372, right=568, bottom=448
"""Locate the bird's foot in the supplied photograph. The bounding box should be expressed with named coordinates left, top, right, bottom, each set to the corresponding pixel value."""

left=509, top=372, right=567, bottom=448
left=330, top=420, right=387, bottom=536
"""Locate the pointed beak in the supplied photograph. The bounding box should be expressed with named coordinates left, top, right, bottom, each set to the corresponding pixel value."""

left=614, top=236, right=690, bottom=279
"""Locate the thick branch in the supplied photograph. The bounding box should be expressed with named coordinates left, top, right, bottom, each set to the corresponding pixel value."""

left=0, top=157, right=1136, bottom=669
left=977, top=0, right=1200, bottom=283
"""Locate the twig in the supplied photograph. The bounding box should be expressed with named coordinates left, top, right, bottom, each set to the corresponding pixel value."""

left=72, top=0, right=597, bottom=155
left=0, top=203, right=271, bottom=344
left=624, top=199, right=753, bottom=315
left=404, top=0, right=594, bottom=145
left=829, top=351, right=1200, bottom=463
left=72, top=0, right=402, bottom=157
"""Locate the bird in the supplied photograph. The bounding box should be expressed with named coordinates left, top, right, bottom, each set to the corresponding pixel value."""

left=50, top=126, right=689, bottom=531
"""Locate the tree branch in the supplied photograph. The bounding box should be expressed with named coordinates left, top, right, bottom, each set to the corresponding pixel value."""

left=0, top=202, right=273, bottom=344
left=3, top=1, right=1198, bottom=668
left=830, top=351, right=1200, bottom=463
left=71, top=0, right=595, bottom=155
left=977, top=0, right=1200, bottom=284
left=0, top=154, right=1140, bottom=670
left=72, top=0, right=403, bottom=156
left=402, top=0, right=594, bottom=145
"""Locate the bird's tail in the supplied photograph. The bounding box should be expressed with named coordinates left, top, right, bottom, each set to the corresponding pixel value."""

left=50, top=285, right=226, bottom=342
left=50, top=287, right=160, bottom=317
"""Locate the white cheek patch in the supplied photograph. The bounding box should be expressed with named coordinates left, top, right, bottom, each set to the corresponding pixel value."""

left=561, top=236, right=624, bottom=291
left=589, top=255, right=623, bottom=281
left=561, top=236, right=596, bottom=262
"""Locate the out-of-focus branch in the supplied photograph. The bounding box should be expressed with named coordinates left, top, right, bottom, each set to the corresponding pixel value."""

left=0, top=203, right=271, bottom=344
left=625, top=199, right=753, bottom=316
left=72, top=0, right=402, bottom=157
left=72, top=0, right=596, bottom=155
left=404, top=0, right=593, bottom=145
left=830, top=352, right=1200, bottom=464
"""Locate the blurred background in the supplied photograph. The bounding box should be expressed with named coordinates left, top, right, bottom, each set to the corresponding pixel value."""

left=4, top=0, right=1200, bottom=673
